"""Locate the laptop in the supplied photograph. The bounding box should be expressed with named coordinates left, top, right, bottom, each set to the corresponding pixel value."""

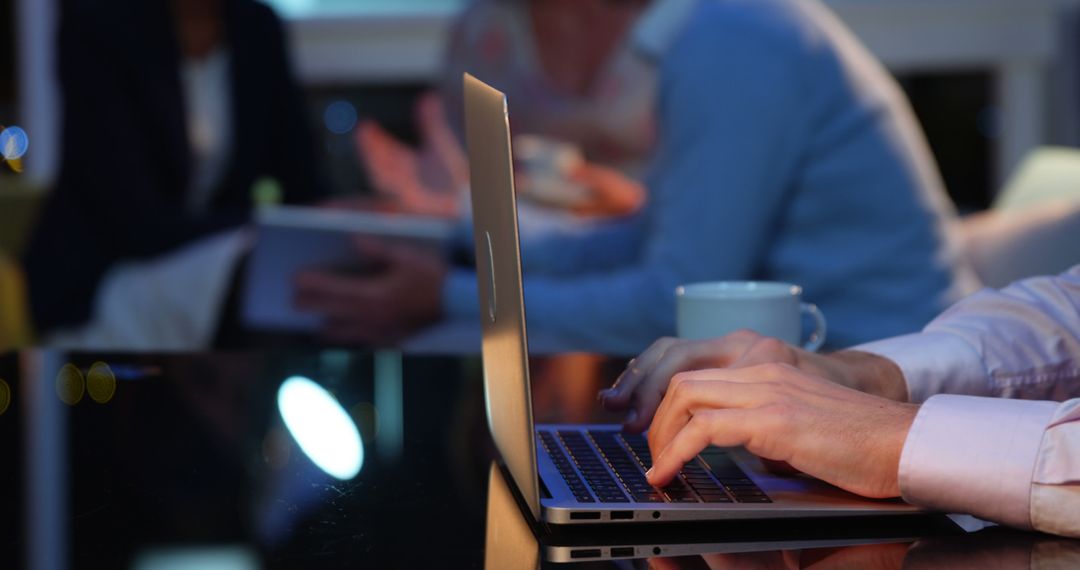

left=485, top=462, right=956, bottom=564
left=462, top=73, right=922, bottom=525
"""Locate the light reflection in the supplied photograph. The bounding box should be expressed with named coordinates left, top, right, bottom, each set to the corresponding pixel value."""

left=324, top=100, right=358, bottom=135
left=0, top=126, right=29, bottom=160
left=276, top=376, right=363, bottom=480
left=0, top=378, right=10, bottom=416
left=86, top=361, right=117, bottom=404
left=55, top=363, right=84, bottom=405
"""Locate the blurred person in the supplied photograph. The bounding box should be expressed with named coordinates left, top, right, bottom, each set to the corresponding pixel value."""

left=22, top=0, right=327, bottom=343
left=356, top=0, right=656, bottom=219
left=602, top=265, right=1080, bottom=537
left=295, top=0, right=979, bottom=353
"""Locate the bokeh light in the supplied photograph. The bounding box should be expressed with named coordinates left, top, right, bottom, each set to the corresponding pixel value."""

left=0, top=126, right=29, bottom=160
left=323, top=100, right=358, bottom=135
left=56, top=363, right=85, bottom=405
left=0, top=379, right=10, bottom=416
left=87, top=361, right=117, bottom=404
left=277, top=376, right=363, bottom=480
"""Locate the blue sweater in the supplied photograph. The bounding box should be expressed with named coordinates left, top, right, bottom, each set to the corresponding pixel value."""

left=444, top=0, right=975, bottom=354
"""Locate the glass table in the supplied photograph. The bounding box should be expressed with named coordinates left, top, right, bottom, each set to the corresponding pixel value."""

left=1, top=350, right=1075, bottom=568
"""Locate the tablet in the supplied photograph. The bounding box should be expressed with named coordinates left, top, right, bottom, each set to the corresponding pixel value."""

left=241, top=205, right=455, bottom=332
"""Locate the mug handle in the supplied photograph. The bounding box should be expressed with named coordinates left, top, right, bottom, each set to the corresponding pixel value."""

left=800, top=303, right=827, bottom=352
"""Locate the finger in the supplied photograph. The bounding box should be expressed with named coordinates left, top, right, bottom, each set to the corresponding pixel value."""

left=604, top=332, right=766, bottom=408
left=601, top=337, right=678, bottom=408
left=648, top=377, right=773, bottom=458
left=647, top=410, right=753, bottom=487
left=624, top=341, right=731, bottom=430
left=667, top=363, right=800, bottom=386
left=417, top=92, right=458, bottom=150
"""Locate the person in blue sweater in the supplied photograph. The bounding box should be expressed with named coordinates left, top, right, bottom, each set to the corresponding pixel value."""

left=294, top=0, right=977, bottom=354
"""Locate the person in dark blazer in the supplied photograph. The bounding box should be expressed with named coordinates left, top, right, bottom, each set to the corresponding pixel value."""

left=23, top=0, right=328, bottom=335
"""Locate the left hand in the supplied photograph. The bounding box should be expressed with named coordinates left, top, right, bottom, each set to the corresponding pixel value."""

left=292, top=238, right=447, bottom=345
left=644, top=363, right=919, bottom=499
left=601, top=331, right=908, bottom=433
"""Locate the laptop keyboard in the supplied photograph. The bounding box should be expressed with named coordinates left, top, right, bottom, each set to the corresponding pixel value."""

left=537, top=429, right=771, bottom=504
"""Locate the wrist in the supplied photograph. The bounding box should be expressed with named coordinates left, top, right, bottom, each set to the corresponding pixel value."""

left=830, top=350, right=909, bottom=401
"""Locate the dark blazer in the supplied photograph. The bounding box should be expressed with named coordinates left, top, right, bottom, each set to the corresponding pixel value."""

left=24, top=0, right=329, bottom=333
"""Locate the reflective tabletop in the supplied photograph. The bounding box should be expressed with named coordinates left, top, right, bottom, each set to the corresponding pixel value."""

left=1, top=351, right=1077, bottom=569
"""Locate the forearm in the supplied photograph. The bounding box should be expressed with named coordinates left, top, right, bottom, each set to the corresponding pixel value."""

left=856, top=266, right=1080, bottom=402
left=822, top=350, right=908, bottom=401
left=898, top=395, right=1080, bottom=537
left=519, top=214, right=645, bottom=277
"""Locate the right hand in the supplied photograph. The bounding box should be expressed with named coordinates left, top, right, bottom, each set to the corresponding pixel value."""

left=599, top=330, right=907, bottom=433
left=356, top=92, right=467, bottom=218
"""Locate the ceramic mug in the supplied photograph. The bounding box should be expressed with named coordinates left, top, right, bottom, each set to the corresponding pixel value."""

left=675, top=281, right=826, bottom=351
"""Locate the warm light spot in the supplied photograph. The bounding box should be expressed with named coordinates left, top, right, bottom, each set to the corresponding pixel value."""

left=277, top=376, right=363, bottom=480
left=4, top=156, right=21, bottom=173
left=87, top=361, right=117, bottom=404
left=56, top=363, right=85, bottom=405
left=0, top=379, right=10, bottom=416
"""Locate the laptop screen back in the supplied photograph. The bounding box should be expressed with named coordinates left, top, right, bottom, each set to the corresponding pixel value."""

left=463, top=73, right=541, bottom=520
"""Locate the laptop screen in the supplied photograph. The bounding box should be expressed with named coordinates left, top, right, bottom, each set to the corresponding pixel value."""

left=463, top=73, right=542, bottom=521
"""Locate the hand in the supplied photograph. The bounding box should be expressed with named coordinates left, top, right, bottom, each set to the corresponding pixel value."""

left=568, top=162, right=645, bottom=217
left=292, top=238, right=447, bottom=345
left=356, top=92, right=467, bottom=217
left=644, top=363, right=919, bottom=499
left=601, top=331, right=908, bottom=432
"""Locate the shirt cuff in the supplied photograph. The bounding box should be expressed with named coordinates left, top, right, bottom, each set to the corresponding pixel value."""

left=899, top=394, right=1058, bottom=529
left=442, top=269, right=479, bottom=321
left=855, top=332, right=991, bottom=403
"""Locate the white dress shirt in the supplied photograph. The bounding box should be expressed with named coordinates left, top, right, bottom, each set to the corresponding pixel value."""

left=858, top=264, right=1080, bottom=537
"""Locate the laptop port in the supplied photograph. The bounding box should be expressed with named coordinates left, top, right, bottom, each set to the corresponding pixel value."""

left=570, top=511, right=601, bottom=520
left=570, top=549, right=602, bottom=559
left=611, top=547, right=634, bottom=558
left=610, top=511, right=633, bottom=520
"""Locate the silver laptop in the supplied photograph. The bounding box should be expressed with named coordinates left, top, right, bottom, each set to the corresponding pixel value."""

left=462, top=73, right=921, bottom=525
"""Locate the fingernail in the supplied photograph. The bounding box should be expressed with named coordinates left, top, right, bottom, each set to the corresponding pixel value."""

left=625, top=409, right=638, bottom=424
left=598, top=388, right=613, bottom=401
